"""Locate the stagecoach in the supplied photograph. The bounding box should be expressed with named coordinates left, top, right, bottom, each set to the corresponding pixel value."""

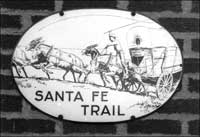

left=98, top=24, right=183, bottom=99
left=125, top=46, right=182, bottom=99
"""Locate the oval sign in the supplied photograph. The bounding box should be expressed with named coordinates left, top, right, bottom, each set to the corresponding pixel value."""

left=12, top=9, right=183, bottom=122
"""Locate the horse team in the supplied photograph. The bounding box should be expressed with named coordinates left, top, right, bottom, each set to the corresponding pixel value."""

left=12, top=37, right=144, bottom=92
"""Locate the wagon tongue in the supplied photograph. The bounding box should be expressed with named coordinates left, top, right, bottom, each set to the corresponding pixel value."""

left=131, top=56, right=144, bottom=66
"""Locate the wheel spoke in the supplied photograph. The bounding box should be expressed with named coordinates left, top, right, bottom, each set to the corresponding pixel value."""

left=164, top=87, right=167, bottom=92
left=160, top=88, right=163, bottom=94
left=165, top=75, right=169, bottom=83
left=133, top=83, right=137, bottom=89
left=167, top=76, right=172, bottom=83
left=164, top=74, right=168, bottom=80
left=166, top=75, right=170, bottom=83
left=133, top=84, right=135, bottom=91
left=164, top=87, right=168, bottom=93
left=165, top=86, right=169, bottom=91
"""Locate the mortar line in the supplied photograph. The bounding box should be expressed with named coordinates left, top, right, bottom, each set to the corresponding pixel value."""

left=172, top=32, right=199, bottom=39
left=0, top=69, right=12, bottom=76
left=54, top=0, right=63, bottom=12
left=183, top=38, right=193, bottom=58
left=0, top=48, right=14, bottom=56
left=181, top=120, right=189, bottom=135
left=1, top=8, right=52, bottom=16
left=182, top=0, right=192, bottom=13
left=116, top=123, right=128, bottom=136
left=21, top=99, right=32, bottom=117
left=20, top=14, right=32, bottom=32
left=116, top=0, right=129, bottom=10
left=0, top=89, right=20, bottom=96
left=54, top=120, right=64, bottom=135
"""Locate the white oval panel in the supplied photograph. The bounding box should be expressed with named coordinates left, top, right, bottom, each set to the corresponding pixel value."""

left=12, top=9, right=183, bottom=122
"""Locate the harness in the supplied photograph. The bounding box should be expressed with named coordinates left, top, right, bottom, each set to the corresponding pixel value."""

left=46, top=46, right=53, bottom=58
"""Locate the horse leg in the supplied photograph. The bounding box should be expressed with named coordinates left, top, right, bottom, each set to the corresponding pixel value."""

left=41, top=66, right=50, bottom=79
left=77, top=72, right=82, bottom=82
left=46, top=72, right=50, bottom=79
left=71, top=70, right=76, bottom=83
left=100, top=72, right=106, bottom=87
left=13, top=63, right=21, bottom=77
left=84, top=71, right=90, bottom=83
left=22, top=67, right=28, bottom=78
left=63, top=69, right=69, bottom=80
left=16, top=68, right=21, bottom=77
left=111, top=76, right=117, bottom=88
left=39, top=63, right=52, bottom=79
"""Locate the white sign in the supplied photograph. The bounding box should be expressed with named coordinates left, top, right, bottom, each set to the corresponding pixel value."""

left=12, top=9, right=183, bottom=122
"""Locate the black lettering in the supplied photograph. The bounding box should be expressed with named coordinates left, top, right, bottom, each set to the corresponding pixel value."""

left=101, top=91, right=108, bottom=102
left=74, top=92, right=84, bottom=102
left=65, top=91, right=73, bottom=101
left=81, top=105, right=89, bottom=115
left=118, top=105, right=125, bottom=116
left=101, top=105, right=111, bottom=115
left=35, top=90, right=43, bottom=101
left=92, top=91, right=99, bottom=102
left=55, top=91, right=64, bottom=101
left=112, top=105, right=115, bottom=115
left=91, top=105, right=99, bottom=115
left=44, top=91, right=54, bottom=101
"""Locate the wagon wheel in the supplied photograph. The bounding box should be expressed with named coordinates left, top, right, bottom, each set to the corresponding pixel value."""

left=126, top=81, right=145, bottom=95
left=156, top=72, right=173, bottom=100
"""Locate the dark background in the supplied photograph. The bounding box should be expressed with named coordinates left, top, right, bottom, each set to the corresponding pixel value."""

left=0, top=0, right=199, bottom=136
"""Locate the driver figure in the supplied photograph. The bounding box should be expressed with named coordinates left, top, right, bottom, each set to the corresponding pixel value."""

left=101, top=32, right=128, bottom=76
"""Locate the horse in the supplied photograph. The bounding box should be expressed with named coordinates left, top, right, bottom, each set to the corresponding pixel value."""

left=82, top=44, right=124, bottom=89
left=27, top=41, right=87, bottom=82
left=12, top=46, right=40, bottom=78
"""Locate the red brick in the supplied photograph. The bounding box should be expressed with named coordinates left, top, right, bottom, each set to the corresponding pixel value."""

left=63, top=121, right=116, bottom=134
left=1, top=55, right=12, bottom=70
left=0, top=95, right=22, bottom=112
left=176, top=39, right=184, bottom=51
left=0, top=119, right=55, bottom=133
left=1, top=35, right=21, bottom=49
left=1, top=0, right=54, bottom=11
left=184, top=58, right=199, bottom=73
left=63, top=0, right=117, bottom=10
left=188, top=120, right=200, bottom=135
left=0, top=75, right=17, bottom=90
left=31, top=16, right=46, bottom=24
left=128, top=0, right=181, bottom=12
left=192, top=0, right=200, bottom=13
left=158, top=18, right=199, bottom=32
left=188, top=78, right=199, bottom=93
left=0, top=118, right=12, bottom=133
left=1, top=14, right=22, bottom=28
left=128, top=119, right=181, bottom=134
left=157, top=99, right=199, bottom=114
left=191, top=39, right=199, bottom=52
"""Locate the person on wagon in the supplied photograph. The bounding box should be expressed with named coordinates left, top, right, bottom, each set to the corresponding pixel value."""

left=101, top=32, right=127, bottom=75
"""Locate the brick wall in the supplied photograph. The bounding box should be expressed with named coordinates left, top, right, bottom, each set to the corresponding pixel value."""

left=0, top=0, right=199, bottom=136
